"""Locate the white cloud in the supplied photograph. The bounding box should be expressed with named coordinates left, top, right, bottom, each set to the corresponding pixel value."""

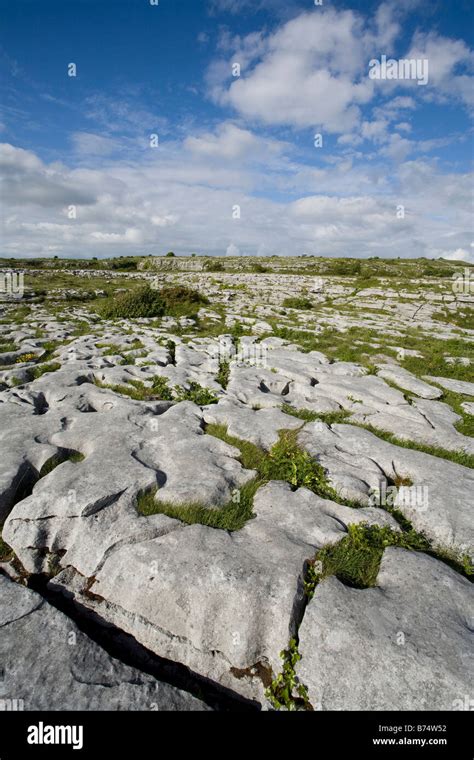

left=208, top=6, right=473, bottom=135
left=71, top=132, right=121, bottom=157
left=407, top=31, right=474, bottom=106
left=212, top=9, right=375, bottom=132
left=441, top=248, right=471, bottom=261
left=184, top=121, right=285, bottom=161
left=1, top=140, right=472, bottom=262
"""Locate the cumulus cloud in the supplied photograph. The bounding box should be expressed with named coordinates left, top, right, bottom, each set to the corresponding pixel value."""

left=1, top=140, right=472, bottom=262
left=212, top=9, right=375, bottom=132
left=184, top=121, right=285, bottom=161
left=208, top=5, right=473, bottom=136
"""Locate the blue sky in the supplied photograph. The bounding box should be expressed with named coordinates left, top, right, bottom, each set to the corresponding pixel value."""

left=0, top=0, right=473, bottom=259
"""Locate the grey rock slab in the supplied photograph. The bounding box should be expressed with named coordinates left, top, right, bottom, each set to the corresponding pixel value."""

left=227, top=366, right=293, bottom=408
left=3, top=400, right=253, bottom=574
left=203, top=399, right=302, bottom=448
left=0, top=575, right=209, bottom=711
left=298, top=422, right=474, bottom=556
left=350, top=396, right=474, bottom=454
left=424, top=376, right=474, bottom=397
left=376, top=364, right=443, bottom=399
left=296, top=548, right=473, bottom=710
left=60, top=482, right=399, bottom=703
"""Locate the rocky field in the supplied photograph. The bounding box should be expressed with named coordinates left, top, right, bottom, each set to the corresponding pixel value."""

left=0, top=256, right=473, bottom=712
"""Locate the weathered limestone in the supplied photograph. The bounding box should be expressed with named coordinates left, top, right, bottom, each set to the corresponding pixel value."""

left=0, top=575, right=210, bottom=711
left=297, top=548, right=474, bottom=711
left=298, top=422, right=474, bottom=556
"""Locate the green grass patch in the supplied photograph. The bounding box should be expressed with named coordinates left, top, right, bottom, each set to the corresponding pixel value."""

left=0, top=342, right=17, bottom=354
left=353, top=421, right=474, bottom=469
left=282, top=297, right=314, bottom=310
left=259, top=430, right=337, bottom=500
left=305, top=523, right=430, bottom=593
left=136, top=478, right=259, bottom=531
left=207, top=424, right=341, bottom=501
left=28, top=362, right=61, bottom=380
left=281, top=404, right=351, bottom=425
left=39, top=450, right=85, bottom=478
left=94, top=375, right=173, bottom=401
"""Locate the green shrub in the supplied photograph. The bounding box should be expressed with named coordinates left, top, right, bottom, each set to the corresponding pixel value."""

left=282, top=297, right=313, bottom=310
left=29, top=362, right=61, bottom=380
left=260, top=431, right=336, bottom=499
left=96, top=285, right=208, bottom=320
left=110, top=258, right=138, bottom=270
left=97, top=286, right=166, bottom=319
left=151, top=375, right=173, bottom=400
left=160, top=285, right=209, bottom=317
left=174, top=382, right=218, bottom=405
left=204, top=260, right=224, bottom=272
left=216, top=360, right=230, bottom=389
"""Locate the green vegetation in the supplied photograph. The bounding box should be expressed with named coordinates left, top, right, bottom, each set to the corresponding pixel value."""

left=432, top=308, right=474, bottom=331
left=0, top=342, right=18, bottom=354
left=95, top=342, right=124, bottom=355
left=39, top=450, right=85, bottom=478
left=281, top=405, right=351, bottom=425
left=354, top=422, right=474, bottom=469
left=265, top=639, right=310, bottom=711
left=305, top=524, right=430, bottom=593
left=136, top=478, right=259, bottom=531
left=150, top=376, right=173, bottom=401
left=204, top=260, right=225, bottom=272
left=166, top=339, right=176, bottom=364
left=282, top=402, right=473, bottom=469
left=259, top=430, right=337, bottom=500
left=251, top=263, right=268, bottom=273
left=398, top=334, right=473, bottom=384
left=96, top=285, right=209, bottom=320
left=137, top=423, right=343, bottom=529
left=96, top=376, right=217, bottom=404
left=174, top=382, right=219, bottom=406
left=28, top=362, right=61, bottom=381
left=216, top=360, right=230, bottom=389
left=94, top=375, right=173, bottom=401
left=207, top=424, right=344, bottom=499
left=159, top=285, right=209, bottom=318
left=282, top=297, right=313, bottom=310
left=96, top=286, right=167, bottom=319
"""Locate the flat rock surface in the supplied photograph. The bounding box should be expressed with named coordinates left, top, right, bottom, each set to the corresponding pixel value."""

left=0, top=575, right=210, bottom=711
left=298, top=422, right=474, bottom=556
left=297, top=548, right=474, bottom=711
left=0, top=267, right=472, bottom=711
